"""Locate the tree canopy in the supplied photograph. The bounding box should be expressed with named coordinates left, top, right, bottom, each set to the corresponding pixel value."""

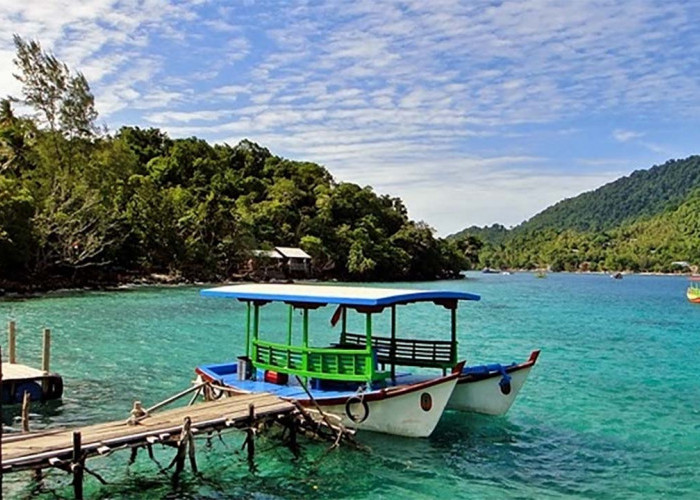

left=0, top=36, right=466, bottom=291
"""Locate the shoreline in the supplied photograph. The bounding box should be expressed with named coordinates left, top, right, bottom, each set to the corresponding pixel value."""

left=2, top=269, right=696, bottom=301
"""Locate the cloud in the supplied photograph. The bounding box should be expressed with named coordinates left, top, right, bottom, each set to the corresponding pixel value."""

left=2, top=0, right=699, bottom=232
left=613, top=129, right=644, bottom=143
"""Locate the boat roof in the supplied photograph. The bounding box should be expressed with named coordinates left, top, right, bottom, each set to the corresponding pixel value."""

left=200, top=283, right=480, bottom=307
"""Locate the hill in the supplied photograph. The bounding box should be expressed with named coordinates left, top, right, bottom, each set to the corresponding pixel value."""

left=516, top=156, right=700, bottom=233
left=450, top=155, right=700, bottom=272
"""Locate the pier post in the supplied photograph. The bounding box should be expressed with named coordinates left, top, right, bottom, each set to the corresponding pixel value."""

left=41, top=328, right=51, bottom=396
left=21, top=391, right=30, bottom=433
left=72, top=431, right=84, bottom=500
left=41, top=328, right=51, bottom=373
left=246, top=403, right=256, bottom=469
left=8, top=320, right=16, bottom=364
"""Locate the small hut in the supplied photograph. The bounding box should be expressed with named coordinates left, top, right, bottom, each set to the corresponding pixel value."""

left=249, top=247, right=312, bottom=279
left=274, top=247, right=312, bottom=277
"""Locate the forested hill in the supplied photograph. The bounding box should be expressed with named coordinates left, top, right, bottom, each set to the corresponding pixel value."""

left=448, top=224, right=510, bottom=246
left=449, top=155, right=700, bottom=273
left=516, top=156, right=700, bottom=233
left=0, top=36, right=466, bottom=291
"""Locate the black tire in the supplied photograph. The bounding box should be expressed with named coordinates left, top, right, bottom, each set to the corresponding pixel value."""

left=344, top=396, right=370, bottom=423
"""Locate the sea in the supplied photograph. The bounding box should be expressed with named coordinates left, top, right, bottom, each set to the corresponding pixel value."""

left=1, top=272, right=698, bottom=499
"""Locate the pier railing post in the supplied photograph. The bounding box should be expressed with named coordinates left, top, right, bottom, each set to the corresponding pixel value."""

left=8, top=321, right=16, bottom=364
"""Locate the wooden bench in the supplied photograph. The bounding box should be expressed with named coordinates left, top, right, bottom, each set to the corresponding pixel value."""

left=341, top=333, right=455, bottom=370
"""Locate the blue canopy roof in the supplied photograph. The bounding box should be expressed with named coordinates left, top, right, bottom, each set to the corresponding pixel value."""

left=201, top=284, right=480, bottom=307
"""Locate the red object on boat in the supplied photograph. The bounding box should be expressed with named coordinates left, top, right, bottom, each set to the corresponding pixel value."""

left=264, top=370, right=288, bottom=384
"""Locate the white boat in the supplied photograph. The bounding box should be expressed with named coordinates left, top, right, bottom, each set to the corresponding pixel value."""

left=448, top=350, right=540, bottom=414
left=197, top=283, right=539, bottom=437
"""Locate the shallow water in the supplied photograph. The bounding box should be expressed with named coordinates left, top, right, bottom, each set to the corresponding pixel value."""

left=1, top=273, right=698, bottom=498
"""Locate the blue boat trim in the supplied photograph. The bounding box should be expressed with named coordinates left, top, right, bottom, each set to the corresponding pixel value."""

left=200, top=284, right=480, bottom=306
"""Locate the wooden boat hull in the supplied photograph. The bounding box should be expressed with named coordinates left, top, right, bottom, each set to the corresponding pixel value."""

left=312, top=374, right=458, bottom=437
left=448, top=350, right=540, bottom=415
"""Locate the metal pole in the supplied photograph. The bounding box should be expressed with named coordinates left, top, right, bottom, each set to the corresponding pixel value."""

left=245, top=302, right=251, bottom=358
left=390, top=305, right=396, bottom=381
left=451, top=305, right=458, bottom=365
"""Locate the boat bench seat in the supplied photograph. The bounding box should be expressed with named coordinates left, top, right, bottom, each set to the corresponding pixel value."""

left=340, top=333, right=455, bottom=369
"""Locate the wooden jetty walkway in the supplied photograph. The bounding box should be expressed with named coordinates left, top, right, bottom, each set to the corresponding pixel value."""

left=2, top=321, right=63, bottom=404
left=2, top=392, right=294, bottom=472
left=0, top=375, right=356, bottom=499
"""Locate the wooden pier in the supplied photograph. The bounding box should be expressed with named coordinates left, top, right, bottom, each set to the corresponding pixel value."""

left=2, top=321, right=63, bottom=404
left=2, top=392, right=294, bottom=471
left=0, top=377, right=356, bottom=498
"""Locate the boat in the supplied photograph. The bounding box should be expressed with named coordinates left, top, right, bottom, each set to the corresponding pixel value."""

left=688, top=276, right=700, bottom=304
left=196, top=284, right=539, bottom=437
left=610, top=272, right=623, bottom=279
left=482, top=268, right=500, bottom=274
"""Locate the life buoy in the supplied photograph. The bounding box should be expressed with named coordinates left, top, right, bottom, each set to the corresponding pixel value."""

left=499, top=375, right=512, bottom=395
left=14, top=381, right=43, bottom=403
left=344, top=396, right=369, bottom=423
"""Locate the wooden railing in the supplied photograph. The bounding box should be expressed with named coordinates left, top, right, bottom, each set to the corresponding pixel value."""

left=341, top=332, right=455, bottom=369
left=253, top=339, right=388, bottom=382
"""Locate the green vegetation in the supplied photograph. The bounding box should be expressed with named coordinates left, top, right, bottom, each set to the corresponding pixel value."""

left=451, top=156, right=700, bottom=273
left=0, top=36, right=465, bottom=291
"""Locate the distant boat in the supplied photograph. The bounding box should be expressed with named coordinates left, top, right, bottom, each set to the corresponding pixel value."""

left=535, top=270, right=547, bottom=279
left=482, top=268, right=499, bottom=274
left=688, top=276, right=700, bottom=304
left=610, top=272, right=623, bottom=280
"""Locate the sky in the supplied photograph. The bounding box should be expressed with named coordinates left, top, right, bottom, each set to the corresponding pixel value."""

left=1, top=0, right=700, bottom=235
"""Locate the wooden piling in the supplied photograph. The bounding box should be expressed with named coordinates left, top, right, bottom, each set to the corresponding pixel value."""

left=246, top=403, right=256, bottom=468
left=21, top=391, right=31, bottom=433
left=8, top=320, right=16, bottom=364
left=42, top=328, right=51, bottom=395
left=72, top=431, right=84, bottom=500
left=41, top=328, right=51, bottom=373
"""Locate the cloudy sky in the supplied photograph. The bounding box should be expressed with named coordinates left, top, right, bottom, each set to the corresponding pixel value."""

left=1, top=0, right=699, bottom=235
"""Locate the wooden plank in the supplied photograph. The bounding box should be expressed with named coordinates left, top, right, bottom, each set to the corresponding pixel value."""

left=1, top=363, right=47, bottom=380
left=1, top=393, right=294, bottom=469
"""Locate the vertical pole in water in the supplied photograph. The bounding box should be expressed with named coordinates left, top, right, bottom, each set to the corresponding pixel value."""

left=8, top=321, right=16, bottom=364
left=390, top=305, right=396, bottom=381
left=42, top=328, right=51, bottom=373
left=245, top=302, right=251, bottom=358
left=72, top=431, right=84, bottom=500
left=246, top=403, right=256, bottom=470
left=21, top=391, right=30, bottom=433
left=42, top=328, right=51, bottom=397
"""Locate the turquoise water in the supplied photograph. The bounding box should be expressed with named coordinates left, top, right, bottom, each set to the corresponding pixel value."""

left=1, top=273, right=699, bottom=499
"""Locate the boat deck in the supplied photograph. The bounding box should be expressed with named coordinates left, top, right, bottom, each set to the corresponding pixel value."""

left=198, top=362, right=435, bottom=400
